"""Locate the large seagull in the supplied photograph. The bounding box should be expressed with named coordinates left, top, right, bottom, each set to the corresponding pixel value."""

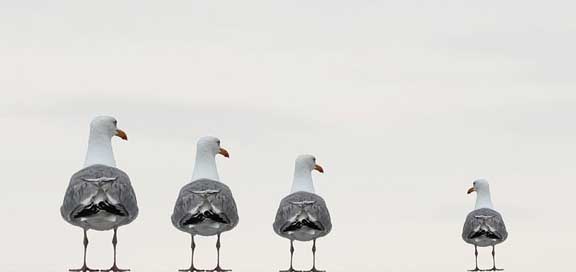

left=61, top=116, right=138, bottom=272
left=462, top=179, right=508, bottom=271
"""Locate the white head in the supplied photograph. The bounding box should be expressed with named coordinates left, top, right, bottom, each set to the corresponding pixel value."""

left=467, top=179, right=490, bottom=195
left=191, top=136, right=229, bottom=181
left=196, top=136, right=229, bottom=158
left=467, top=178, right=494, bottom=209
left=291, top=154, right=324, bottom=193
left=89, top=116, right=128, bottom=141
left=295, top=154, right=324, bottom=174
left=84, top=115, right=127, bottom=167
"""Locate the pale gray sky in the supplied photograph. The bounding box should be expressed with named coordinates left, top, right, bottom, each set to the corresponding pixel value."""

left=1, top=0, right=575, bottom=271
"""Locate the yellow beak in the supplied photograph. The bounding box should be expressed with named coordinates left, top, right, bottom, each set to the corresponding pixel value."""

left=115, top=129, right=128, bottom=141
left=219, top=147, right=230, bottom=158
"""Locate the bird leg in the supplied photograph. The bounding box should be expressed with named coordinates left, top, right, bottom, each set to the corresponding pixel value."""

left=484, top=246, right=504, bottom=271
left=179, top=234, right=205, bottom=272
left=209, top=234, right=231, bottom=272
left=101, top=228, right=130, bottom=272
left=69, top=229, right=99, bottom=272
left=468, top=245, right=481, bottom=272
left=307, top=239, right=325, bottom=272
left=280, top=240, right=301, bottom=272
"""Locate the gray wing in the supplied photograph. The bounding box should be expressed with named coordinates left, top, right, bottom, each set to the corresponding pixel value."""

left=61, top=164, right=139, bottom=228
left=462, top=208, right=508, bottom=246
left=103, top=167, right=139, bottom=224
left=171, top=179, right=239, bottom=233
left=273, top=191, right=332, bottom=238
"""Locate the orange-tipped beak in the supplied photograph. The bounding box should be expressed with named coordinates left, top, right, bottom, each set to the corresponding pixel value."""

left=219, top=147, right=230, bottom=158
left=314, top=164, right=324, bottom=173
left=115, top=129, right=128, bottom=141
left=467, top=187, right=476, bottom=194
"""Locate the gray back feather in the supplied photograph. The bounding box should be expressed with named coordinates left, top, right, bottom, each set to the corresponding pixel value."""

left=171, top=179, right=239, bottom=233
left=273, top=191, right=332, bottom=239
left=60, top=164, right=139, bottom=228
left=462, top=208, right=508, bottom=246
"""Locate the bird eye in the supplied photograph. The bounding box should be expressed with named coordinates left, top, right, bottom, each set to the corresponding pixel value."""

left=113, top=120, right=118, bottom=126
left=217, top=140, right=221, bottom=145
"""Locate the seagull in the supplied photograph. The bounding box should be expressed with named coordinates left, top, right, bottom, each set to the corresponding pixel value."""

left=172, top=136, right=239, bottom=272
left=61, top=116, right=138, bottom=272
left=462, top=179, right=508, bottom=271
left=273, top=155, right=332, bottom=272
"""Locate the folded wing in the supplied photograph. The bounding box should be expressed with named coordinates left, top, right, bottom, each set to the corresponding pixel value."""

left=172, top=179, right=239, bottom=235
left=273, top=191, right=332, bottom=241
left=61, top=165, right=138, bottom=229
left=462, top=208, right=507, bottom=246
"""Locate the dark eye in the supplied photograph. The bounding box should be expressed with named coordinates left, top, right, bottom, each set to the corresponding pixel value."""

left=113, top=120, right=118, bottom=126
left=217, top=140, right=221, bottom=145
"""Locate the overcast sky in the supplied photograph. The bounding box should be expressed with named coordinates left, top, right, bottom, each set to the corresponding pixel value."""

left=1, top=1, right=575, bottom=271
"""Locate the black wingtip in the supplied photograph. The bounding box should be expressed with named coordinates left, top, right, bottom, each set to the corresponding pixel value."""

left=468, top=229, right=502, bottom=240
left=204, top=210, right=230, bottom=224
left=98, top=201, right=128, bottom=216
left=302, top=219, right=324, bottom=231
left=181, top=210, right=230, bottom=226
left=182, top=213, right=205, bottom=225
left=281, top=219, right=324, bottom=233
left=282, top=221, right=303, bottom=232
left=72, top=203, right=99, bottom=219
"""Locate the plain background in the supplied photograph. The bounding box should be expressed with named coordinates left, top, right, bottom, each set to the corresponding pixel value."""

left=1, top=0, right=575, bottom=271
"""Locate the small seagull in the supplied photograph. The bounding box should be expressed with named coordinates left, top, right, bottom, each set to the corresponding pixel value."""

left=462, top=179, right=508, bottom=271
left=61, top=116, right=138, bottom=272
left=273, top=155, right=332, bottom=272
left=172, top=136, right=239, bottom=272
